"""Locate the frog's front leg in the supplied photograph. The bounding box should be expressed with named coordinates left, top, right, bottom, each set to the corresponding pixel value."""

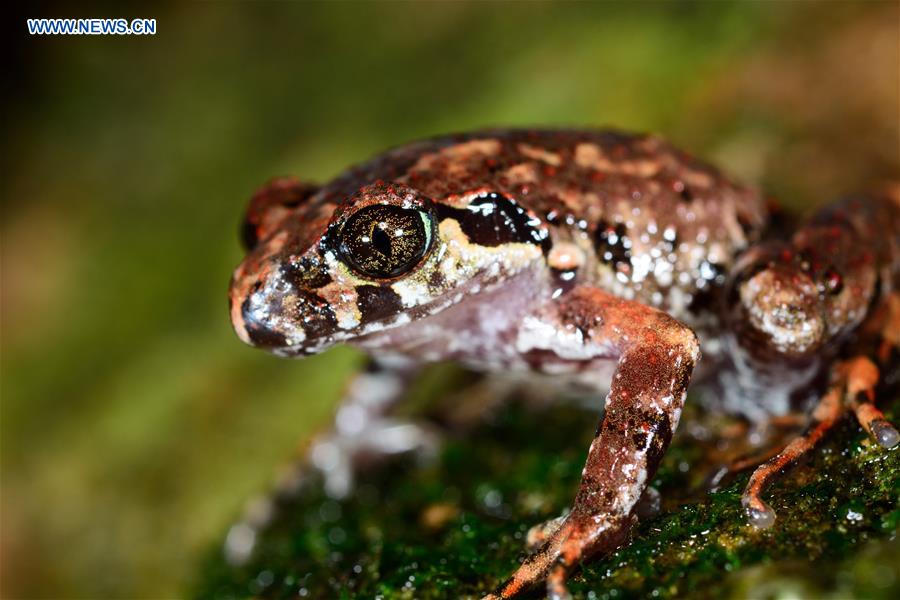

left=309, top=356, right=439, bottom=499
left=491, top=286, right=700, bottom=600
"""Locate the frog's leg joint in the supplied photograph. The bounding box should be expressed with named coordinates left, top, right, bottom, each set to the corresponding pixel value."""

left=490, top=286, right=700, bottom=599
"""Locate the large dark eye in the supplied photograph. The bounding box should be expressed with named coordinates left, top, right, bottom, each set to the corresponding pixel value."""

left=338, top=204, right=434, bottom=279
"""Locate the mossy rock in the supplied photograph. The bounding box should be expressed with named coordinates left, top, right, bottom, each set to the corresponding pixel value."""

left=195, top=381, right=900, bottom=599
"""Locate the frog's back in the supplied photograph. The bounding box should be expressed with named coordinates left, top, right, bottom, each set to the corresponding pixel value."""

left=318, top=129, right=767, bottom=328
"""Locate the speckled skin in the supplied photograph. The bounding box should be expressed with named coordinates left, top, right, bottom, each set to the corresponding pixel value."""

left=229, top=130, right=900, bottom=599
left=232, top=130, right=765, bottom=356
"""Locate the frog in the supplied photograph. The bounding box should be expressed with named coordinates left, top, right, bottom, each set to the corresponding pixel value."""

left=229, top=129, right=900, bottom=599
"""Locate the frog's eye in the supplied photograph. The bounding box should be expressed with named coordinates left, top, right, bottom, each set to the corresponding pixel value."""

left=337, top=204, right=434, bottom=279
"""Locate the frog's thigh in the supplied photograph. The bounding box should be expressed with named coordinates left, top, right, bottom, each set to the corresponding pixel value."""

left=494, top=287, right=700, bottom=599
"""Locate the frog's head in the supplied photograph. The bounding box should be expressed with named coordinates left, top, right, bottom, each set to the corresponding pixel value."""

left=724, top=241, right=849, bottom=361
left=230, top=178, right=549, bottom=356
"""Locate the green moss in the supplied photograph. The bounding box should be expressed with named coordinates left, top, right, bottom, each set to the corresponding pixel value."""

left=194, top=391, right=899, bottom=599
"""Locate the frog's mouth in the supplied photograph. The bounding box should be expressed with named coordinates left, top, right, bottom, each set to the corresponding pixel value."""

left=231, top=265, right=465, bottom=357
left=267, top=281, right=498, bottom=357
left=233, top=261, right=545, bottom=358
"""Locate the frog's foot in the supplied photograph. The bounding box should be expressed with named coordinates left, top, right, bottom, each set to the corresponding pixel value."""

left=741, top=356, right=898, bottom=529
left=491, top=512, right=636, bottom=600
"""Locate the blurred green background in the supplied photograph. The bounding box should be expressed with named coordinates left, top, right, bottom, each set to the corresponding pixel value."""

left=2, top=2, right=897, bottom=598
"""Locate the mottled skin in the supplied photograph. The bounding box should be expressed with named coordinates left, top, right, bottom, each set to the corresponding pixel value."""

left=229, top=130, right=900, bottom=598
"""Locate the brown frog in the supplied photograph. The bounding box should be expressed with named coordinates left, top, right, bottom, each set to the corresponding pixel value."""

left=229, top=129, right=900, bottom=598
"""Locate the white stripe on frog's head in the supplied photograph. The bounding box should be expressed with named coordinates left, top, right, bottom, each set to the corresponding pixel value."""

left=229, top=182, right=550, bottom=357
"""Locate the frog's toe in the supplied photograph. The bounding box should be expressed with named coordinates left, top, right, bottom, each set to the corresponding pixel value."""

left=741, top=379, right=844, bottom=529
left=871, top=419, right=900, bottom=449
left=856, top=410, right=900, bottom=449
left=741, top=494, right=776, bottom=529
left=842, top=356, right=898, bottom=449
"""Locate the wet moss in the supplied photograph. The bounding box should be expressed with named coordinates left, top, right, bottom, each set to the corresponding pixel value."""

left=194, top=390, right=899, bottom=599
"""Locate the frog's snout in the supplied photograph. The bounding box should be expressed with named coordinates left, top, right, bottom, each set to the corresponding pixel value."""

left=229, top=259, right=340, bottom=356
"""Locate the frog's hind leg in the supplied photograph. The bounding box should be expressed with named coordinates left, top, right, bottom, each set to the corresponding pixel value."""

left=741, top=355, right=899, bottom=529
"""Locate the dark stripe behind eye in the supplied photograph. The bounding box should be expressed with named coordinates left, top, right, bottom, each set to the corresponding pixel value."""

left=435, top=194, right=549, bottom=251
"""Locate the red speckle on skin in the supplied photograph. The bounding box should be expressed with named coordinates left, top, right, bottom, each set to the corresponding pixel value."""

left=780, top=249, right=794, bottom=263
left=543, top=165, right=558, bottom=177
left=591, top=171, right=607, bottom=183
